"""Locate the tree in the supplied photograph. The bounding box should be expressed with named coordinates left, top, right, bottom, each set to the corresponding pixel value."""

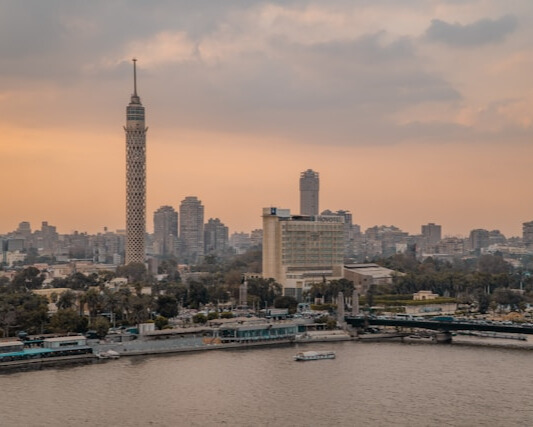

left=207, top=311, right=219, bottom=320
left=315, top=315, right=337, bottom=330
left=100, top=288, right=121, bottom=322
left=477, top=255, right=510, bottom=275
left=130, top=295, right=153, bottom=324
left=155, top=295, right=178, bottom=319
left=192, top=313, right=207, bottom=324
left=86, top=288, right=102, bottom=320
left=0, top=293, right=48, bottom=336
left=117, top=287, right=133, bottom=324
left=476, top=291, right=490, bottom=314
left=274, top=296, right=298, bottom=314
left=154, top=315, right=169, bottom=330
left=93, top=316, right=110, bottom=339
left=366, top=284, right=377, bottom=309
left=220, top=312, right=234, bottom=319
left=49, top=309, right=88, bottom=334
left=492, top=288, right=524, bottom=311
left=187, top=281, right=209, bottom=309
left=11, top=267, right=45, bottom=291
left=116, top=262, right=149, bottom=283
left=57, top=290, right=78, bottom=310
left=247, top=278, right=282, bottom=308
left=63, top=272, right=97, bottom=291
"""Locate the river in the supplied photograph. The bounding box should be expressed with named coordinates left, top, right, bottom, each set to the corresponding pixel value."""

left=1, top=340, right=533, bottom=426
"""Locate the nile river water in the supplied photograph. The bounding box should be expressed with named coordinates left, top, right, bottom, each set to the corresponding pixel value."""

left=2, top=341, right=533, bottom=426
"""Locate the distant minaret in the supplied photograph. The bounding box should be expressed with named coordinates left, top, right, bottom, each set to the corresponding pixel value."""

left=124, top=59, right=147, bottom=264
left=299, top=169, right=319, bottom=216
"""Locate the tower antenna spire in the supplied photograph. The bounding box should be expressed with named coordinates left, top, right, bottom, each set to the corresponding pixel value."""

left=132, top=58, right=138, bottom=97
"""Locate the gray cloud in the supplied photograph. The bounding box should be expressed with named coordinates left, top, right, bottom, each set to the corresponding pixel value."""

left=425, top=15, right=518, bottom=47
left=143, top=32, right=461, bottom=146
left=2, top=1, right=528, bottom=148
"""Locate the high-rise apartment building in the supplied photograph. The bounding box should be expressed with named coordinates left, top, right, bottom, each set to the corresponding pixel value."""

left=469, top=229, right=490, bottom=252
left=523, top=221, right=533, bottom=250
left=179, top=196, right=204, bottom=263
left=262, top=207, right=344, bottom=301
left=300, top=169, right=319, bottom=216
left=153, top=206, right=178, bottom=256
left=250, top=229, right=263, bottom=247
left=230, top=232, right=252, bottom=254
left=204, top=218, right=229, bottom=255
left=124, top=59, right=147, bottom=265
left=421, top=223, right=442, bottom=246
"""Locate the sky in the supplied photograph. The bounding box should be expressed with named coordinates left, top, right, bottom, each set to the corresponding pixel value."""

left=1, top=0, right=532, bottom=238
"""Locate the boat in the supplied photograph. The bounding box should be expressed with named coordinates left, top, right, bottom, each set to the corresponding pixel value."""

left=96, top=349, right=121, bottom=360
left=293, top=350, right=336, bottom=361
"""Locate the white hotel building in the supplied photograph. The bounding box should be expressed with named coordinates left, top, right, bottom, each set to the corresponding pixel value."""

left=262, top=207, right=345, bottom=301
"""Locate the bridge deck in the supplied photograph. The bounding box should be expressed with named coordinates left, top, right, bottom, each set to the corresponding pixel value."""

left=345, top=317, right=533, bottom=335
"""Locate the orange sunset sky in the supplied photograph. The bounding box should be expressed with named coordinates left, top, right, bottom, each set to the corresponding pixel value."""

left=1, top=1, right=532, bottom=238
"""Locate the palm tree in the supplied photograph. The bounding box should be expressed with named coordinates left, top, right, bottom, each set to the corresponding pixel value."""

left=86, top=288, right=102, bottom=320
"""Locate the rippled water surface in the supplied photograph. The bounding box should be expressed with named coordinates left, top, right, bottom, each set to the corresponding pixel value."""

left=2, top=341, right=533, bottom=426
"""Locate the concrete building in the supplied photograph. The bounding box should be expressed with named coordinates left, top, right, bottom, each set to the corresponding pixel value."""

left=230, top=232, right=251, bottom=254
left=489, top=230, right=506, bottom=245
left=124, top=59, right=147, bottom=265
left=434, top=237, right=465, bottom=257
left=34, top=221, right=59, bottom=256
left=204, top=218, right=229, bottom=255
left=343, top=263, right=398, bottom=294
left=322, top=209, right=355, bottom=258
left=413, top=290, right=439, bottom=301
left=179, top=196, right=204, bottom=263
left=523, top=221, right=533, bottom=250
left=421, top=223, right=442, bottom=246
left=364, top=225, right=409, bottom=258
left=250, top=229, right=263, bottom=247
left=153, top=206, right=178, bottom=256
left=262, top=207, right=344, bottom=301
left=299, top=169, right=319, bottom=216
left=469, top=229, right=490, bottom=252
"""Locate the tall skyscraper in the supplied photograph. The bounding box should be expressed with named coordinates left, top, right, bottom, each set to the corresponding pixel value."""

left=300, top=169, right=319, bottom=216
left=179, top=196, right=204, bottom=263
left=124, top=59, right=147, bottom=264
left=153, top=206, right=178, bottom=256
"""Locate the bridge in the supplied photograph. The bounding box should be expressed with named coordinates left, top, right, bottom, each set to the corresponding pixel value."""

left=344, top=316, right=533, bottom=343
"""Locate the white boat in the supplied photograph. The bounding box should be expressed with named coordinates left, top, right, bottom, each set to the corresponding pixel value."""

left=96, top=350, right=121, bottom=360
left=293, top=351, right=336, bottom=361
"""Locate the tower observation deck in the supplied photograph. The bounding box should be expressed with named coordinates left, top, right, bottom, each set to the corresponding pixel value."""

left=124, top=59, right=147, bottom=264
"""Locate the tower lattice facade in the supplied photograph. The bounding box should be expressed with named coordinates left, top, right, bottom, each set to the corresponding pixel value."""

left=124, top=59, right=147, bottom=264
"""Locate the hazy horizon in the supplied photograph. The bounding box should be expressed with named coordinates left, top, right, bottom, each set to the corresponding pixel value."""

left=1, top=1, right=532, bottom=237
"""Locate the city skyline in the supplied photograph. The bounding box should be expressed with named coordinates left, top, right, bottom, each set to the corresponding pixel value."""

left=1, top=1, right=533, bottom=237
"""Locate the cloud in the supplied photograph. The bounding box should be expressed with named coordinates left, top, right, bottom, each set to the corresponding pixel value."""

left=0, top=1, right=530, bottom=148
left=425, top=15, right=518, bottom=47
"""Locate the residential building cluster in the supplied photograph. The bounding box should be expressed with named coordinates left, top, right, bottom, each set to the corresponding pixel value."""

left=0, top=211, right=261, bottom=269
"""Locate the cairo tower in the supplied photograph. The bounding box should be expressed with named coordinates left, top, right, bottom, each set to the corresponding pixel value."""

left=124, top=59, right=147, bottom=264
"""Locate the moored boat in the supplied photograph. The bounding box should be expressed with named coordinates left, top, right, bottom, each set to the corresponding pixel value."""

left=293, top=350, right=335, bottom=361
left=96, top=349, right=121, bottom=360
